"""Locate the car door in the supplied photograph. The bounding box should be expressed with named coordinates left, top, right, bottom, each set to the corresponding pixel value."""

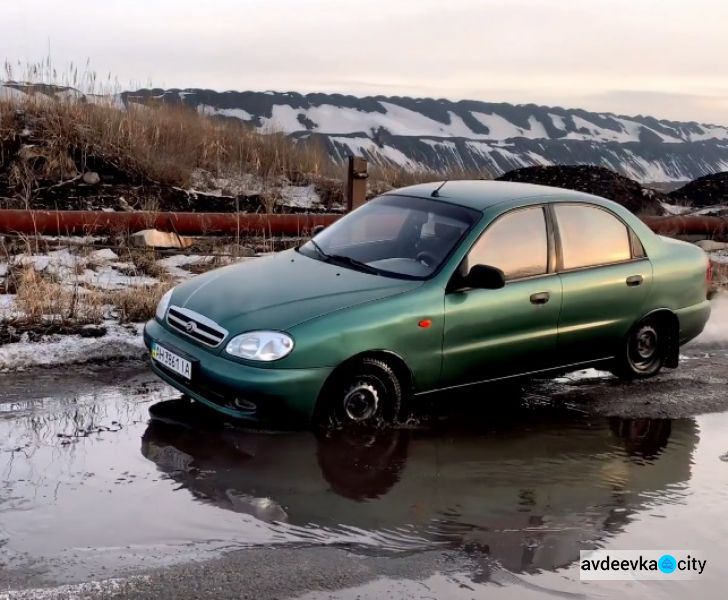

left=441, top=205, right=563, bottom=387
left=553, top=203, right=653, bottom=364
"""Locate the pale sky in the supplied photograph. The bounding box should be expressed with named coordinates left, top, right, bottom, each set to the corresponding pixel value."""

left=2, top=0, right=728, bottom=124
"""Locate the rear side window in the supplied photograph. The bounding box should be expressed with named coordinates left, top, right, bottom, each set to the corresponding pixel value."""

left=466, top=206, right=548, bottom=280
left=555, top=204, right=632, bottom=270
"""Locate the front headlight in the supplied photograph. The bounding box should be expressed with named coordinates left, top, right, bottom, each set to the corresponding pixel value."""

left=155, top=288, right=174, bottom=322
left=225, top=331, right=294, bottom=361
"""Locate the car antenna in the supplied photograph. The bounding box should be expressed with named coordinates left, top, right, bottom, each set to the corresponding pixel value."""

left=431, top=180, right=448, bottom=198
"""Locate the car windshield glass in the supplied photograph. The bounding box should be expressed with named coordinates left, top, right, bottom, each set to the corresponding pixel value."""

left=298, top=195, right=479, bottom=279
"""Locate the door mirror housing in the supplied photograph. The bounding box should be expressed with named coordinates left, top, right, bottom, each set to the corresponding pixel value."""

left=465, top=264, right=506, bottom=290
left=312, top=224, right=326, bottom=236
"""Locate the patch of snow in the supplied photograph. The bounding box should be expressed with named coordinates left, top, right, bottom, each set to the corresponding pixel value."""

left=38, top=234, right=105, bottom=244
left=0, top=85, right=27, bottom=102
left=0, top=322, right=145, bottom=371
left=329, top=136, right=425, bottom=170
left=78, top=265, right=158, bottom=290
left=198, top=104, right=253, bottom=121
left=681, top=123, right=728, bottom=142
left=470, top=112, right=548, bottom=140
left=0, top=263, right=7, bottom=277
left=156, top=254, right=217, bottom=279
left=660, top=202, right=693, bottom=215
left=421, top=139, right=458, bottom=150
left=616, top=149, right=692, bottom=183
left=86, top=93, right=125, bottom=109
left=549, top=113, right=566, bottom=130
left=263, top=102, right=492, bottom=139
left=279, top=184, right=321, bottom=208
left=0, top=294, right=16, bottom=311
left=710, top=250, right=728, bottom=265
left=9, top=249, right=158, bottom=290
left=553, top=368, right=612, bottom=383
left=18, top=249, right=80, bottom=272
left=463, top=141, right=533, bottom=173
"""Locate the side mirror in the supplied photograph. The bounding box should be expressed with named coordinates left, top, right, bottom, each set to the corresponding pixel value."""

left=465, top=264, right=505, bottom=290
left=312, top=224, right=325, bottom=236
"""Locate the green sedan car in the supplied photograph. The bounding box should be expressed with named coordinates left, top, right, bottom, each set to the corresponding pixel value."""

left=143, top=181, right=711, bottom=427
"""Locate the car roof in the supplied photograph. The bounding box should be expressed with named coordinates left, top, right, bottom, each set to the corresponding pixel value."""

left=382, top=180, right=605, bottom=212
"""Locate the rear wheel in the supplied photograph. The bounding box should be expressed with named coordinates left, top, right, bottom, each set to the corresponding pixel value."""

left=612, top=318, right=666, bottom=379
left=318, top=357, right=403, bottom=429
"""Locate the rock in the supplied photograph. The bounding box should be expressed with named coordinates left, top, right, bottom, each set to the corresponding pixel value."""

left=497, top=165, right=667, bottom=215
left=116, top=196, right=133, bottom=211
left=670, top=172, right=728, bottom=207
left=129, top=229, right=194, bottom=249
left=82, top=171, right=101, bottom=186
left=89, top=248, right=119, bottom=263
left=695, top=240, right=728, bottom=252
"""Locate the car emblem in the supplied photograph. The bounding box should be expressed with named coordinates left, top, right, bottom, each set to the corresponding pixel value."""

left=185, top=321, right=197, bottom=333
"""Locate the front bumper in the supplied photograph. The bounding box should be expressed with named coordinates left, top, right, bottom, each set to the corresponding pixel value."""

left=143, top=319, right=332, bottom=424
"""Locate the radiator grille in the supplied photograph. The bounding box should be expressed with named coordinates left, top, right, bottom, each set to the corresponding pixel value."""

left=166, top=306, right=228, bottom=347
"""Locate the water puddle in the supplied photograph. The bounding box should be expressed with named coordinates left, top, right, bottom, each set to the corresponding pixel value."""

left=1, top=363, right=727, bottom=597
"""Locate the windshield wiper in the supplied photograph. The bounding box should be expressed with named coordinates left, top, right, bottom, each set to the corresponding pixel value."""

left=325, top=254, right=382, bottom=275
left=308, top=239, right=329, bottom=260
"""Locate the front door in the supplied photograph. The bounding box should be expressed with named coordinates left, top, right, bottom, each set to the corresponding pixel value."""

left=442, top=206, right=562, bottom=386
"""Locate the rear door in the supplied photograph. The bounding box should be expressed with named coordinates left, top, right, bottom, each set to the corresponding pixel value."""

left=553, top=203, right=652, bottom=363
left=441, top=206, right=563, bottom=386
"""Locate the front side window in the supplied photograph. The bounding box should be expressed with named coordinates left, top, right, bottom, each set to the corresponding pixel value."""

left=555, top=205, right=632, bottom=270
left=465, top=206, right=548, bottom=280
left=298, top=195, right=479, bottom=279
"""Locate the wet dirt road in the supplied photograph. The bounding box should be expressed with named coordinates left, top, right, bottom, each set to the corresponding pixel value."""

left=1, top=337, right=728, bottom=599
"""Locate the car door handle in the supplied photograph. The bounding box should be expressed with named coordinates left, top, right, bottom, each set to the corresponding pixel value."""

left=626, top=275, right=643, bottom=287
left=530, top=292, right=550, bottom=305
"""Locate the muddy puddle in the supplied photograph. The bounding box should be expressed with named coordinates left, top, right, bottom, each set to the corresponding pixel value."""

left=1, top=359, right=728, bottom=598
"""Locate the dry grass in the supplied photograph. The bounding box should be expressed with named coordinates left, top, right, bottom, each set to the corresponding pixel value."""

left=1, top=59, right=335, bottom=202
left=1, top=96, right=332, bottom=190
left=14, top=266, right=104, bottom=324
left=1, top=59, right=492, bottom=209
left=108, top=283, right=171, bottom=323
left=123, top=247, right=168, bottom=278
left=6, top=263, right=174, bottom=326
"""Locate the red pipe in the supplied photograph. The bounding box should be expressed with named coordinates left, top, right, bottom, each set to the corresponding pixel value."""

left=0, top=210, right=726, bottom=238
left=641, top=215, right=728, bottom=237
left=0, top=210, right=341, bottom=236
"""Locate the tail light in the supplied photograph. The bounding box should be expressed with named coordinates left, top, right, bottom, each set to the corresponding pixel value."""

left=706, top=261, right=713, bottom=286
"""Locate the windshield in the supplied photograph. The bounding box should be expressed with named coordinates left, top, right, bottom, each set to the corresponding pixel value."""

left=299, top=195, right=479, bottom=279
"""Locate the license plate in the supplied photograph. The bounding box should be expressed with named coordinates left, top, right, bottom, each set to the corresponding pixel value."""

left=151, top=343, right=192, bottom=380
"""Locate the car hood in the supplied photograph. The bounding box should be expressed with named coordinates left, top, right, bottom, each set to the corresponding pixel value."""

left=170, top=249, right=421, bottom=336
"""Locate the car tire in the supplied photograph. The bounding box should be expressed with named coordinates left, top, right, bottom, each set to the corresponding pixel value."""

left=319, top=357, right=403, bottom=428
left=612, top=317, right=666, bottom=379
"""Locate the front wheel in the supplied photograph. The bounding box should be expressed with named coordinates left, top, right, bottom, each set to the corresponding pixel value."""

left=318, top=357, right=403, bottom=429
left=612, top=318, right=666, bottom=379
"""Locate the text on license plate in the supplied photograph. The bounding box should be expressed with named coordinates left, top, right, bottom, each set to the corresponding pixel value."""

left=151, top=343, right=192, bottom=380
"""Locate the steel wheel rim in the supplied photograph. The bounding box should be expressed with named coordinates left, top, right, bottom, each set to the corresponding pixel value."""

left=343, top=382, right=380, bottom=422
left=630, top=325, right=659, bottom=371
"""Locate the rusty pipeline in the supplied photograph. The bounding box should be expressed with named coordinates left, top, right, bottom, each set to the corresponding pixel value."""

left=0, top=210, right=341, bottom=236
left=641, top=215, right=728, bottom=237
left=0, top=210, right=726, bottom=238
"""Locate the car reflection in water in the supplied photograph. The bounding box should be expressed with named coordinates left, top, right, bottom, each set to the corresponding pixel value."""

left=141, top=398, right=696, bottom=576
